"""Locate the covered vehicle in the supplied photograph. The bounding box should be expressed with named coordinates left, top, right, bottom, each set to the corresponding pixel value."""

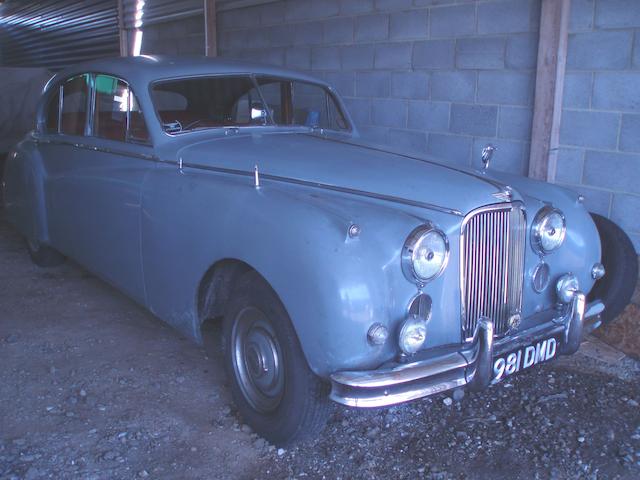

left=3, top=56, right=637, bottom=445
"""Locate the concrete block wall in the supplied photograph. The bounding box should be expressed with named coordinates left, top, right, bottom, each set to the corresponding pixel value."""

left=217, top=0, right=541, bottom=175
left=557, top=0, right=640, bottom=251
left=142, top=16, right=205, bottom=55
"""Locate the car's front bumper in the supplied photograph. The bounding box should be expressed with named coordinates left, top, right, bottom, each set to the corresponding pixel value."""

left=330, top=292, right=604, bottom=408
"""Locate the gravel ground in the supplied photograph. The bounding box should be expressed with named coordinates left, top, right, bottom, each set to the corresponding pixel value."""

left=1, top=215, right=640, bottom=480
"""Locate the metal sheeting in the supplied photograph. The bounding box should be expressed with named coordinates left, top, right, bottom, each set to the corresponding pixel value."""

left=121, top=0, right=280, bottom=29
left=0, top=0, right=120, bottom=70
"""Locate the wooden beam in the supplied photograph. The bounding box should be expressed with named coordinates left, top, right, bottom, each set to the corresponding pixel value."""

left=116, top=0, right=129, bottom=56
left=528, top=0, right=571, bottom=182
left=204, top=0, right=217, bottom=57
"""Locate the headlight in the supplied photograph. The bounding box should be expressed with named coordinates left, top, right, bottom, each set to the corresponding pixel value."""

left=398, top=316, right=427, bottom=355
left=402, top=224, right=449, bottom=284
left=532, top=207, right=566, bottom=254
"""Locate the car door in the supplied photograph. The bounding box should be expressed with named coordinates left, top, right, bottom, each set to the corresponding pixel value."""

left=43, top=73, right=154, bottom=304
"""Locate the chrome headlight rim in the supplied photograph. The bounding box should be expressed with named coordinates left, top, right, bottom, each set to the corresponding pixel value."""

left=531, top=206, right=566, bottom=255
left=401, top=223, right=450, bottom=285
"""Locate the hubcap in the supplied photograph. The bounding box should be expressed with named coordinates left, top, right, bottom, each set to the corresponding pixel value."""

left=231, top=307, right=284, bottom=413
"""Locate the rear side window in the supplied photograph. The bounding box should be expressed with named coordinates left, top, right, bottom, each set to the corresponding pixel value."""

left=61, top=74, right=89, bottom=136
left=45, top=88, right=60, bottom=134
left=92, top=74, right=150, bottom=143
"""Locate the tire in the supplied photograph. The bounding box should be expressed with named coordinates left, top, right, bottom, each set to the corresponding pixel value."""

left=222, top=270, right=330, bottom=446
left=26, top=238, right=65, bottom=267
left=588, top=213, right=638, bottom=324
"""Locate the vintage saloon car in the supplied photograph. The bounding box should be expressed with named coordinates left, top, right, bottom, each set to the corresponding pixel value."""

left=3, top=56, right=638, bottom=444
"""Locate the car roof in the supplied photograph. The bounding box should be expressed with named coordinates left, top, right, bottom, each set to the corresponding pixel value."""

left=49, top=55, right=330, bottom=89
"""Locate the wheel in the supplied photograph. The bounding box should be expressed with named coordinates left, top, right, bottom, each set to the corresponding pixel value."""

left=26, top=238, right=65, bottom=267
left=588, top=213, right=638, bottom=324
left=222, top=270, right=330, bottom=445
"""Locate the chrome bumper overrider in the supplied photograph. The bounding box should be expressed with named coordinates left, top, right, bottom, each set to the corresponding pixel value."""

left=330, top=293, right=603, bottom=408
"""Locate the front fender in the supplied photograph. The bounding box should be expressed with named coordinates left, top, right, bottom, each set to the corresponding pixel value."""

left=140, top=164, right=462, bottom=377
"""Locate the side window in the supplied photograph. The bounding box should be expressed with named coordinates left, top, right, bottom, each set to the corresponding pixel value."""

left=45, top=88, right=60, bottom=134
left=61, top=74, right=89, bottom=136
left=93, top=74, right=150, bottom=143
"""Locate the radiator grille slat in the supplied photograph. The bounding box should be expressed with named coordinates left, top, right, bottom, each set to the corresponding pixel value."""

left=461, top=204, right=526, bottom=340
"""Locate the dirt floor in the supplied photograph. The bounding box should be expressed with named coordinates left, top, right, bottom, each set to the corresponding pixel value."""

left=1, top=215, right=640, bottom=480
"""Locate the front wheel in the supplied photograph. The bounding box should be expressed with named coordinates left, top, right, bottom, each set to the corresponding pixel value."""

left=588, top=213, right=638, bottom=324
left=222, top=271, right=330, bottom=446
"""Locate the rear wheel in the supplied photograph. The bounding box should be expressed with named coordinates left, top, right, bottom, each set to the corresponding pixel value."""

left=26, top=238, right=65, bottom=267
left=222, top=270, right=330, bottom=446
left=589, top=213, right=638, bottom=324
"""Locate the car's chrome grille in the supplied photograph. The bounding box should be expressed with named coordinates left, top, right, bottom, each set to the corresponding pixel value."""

left=460, top=203, right=526, bottom=341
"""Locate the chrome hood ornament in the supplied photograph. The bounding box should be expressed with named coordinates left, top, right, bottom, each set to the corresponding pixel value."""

left=481, top=144, right=496, bottom=171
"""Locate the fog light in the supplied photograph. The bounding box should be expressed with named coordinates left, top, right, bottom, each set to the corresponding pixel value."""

left=532, top=262, right=550, bottom=293
left=367, top=323, right=388, bottom=346
left=398, top=317, right=427, bottom=355
left=591, top=263, right=605, bottom=280
left=556, top=274, right=579, bottom=303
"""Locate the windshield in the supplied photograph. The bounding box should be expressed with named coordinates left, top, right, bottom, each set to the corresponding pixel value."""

left=152, top=75, right=349, bottom=134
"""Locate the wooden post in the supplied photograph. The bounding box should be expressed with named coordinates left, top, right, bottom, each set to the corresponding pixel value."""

left=204, top=0, right=217, bottom=57
left=528, top=0, right=571, bottom=182
left=116, top=0, right=129, bottom=56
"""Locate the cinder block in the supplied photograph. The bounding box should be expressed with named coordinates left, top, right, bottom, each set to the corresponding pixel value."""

left=477, top=71, right=535, bottom=106
left=595, top=0, right=640, bottom=29
left=324, top=17, right=354, bottom=44
left=268, top=25, right=295, bottom=48
left=359, top=125, right=390, bottom=144
left=555, top=148, right=584, bottom=184
left=294, top=22, right=324, bottom=46
left=286, top=0, right=340, bottom=21
left=285, top=47, right=312, bottom=70
left=355, top=14, right=389, bottom=42
left=562, top=72, right=592, bottom=109
left=569, top=0, right=595, bottom=32
left=375, top=0, right=412, bottom=11
left=371, top=98, right=408, bottom=128
left=478, top=0, right=538, bottom=35
left=567, top=31, right=633, bottom=70
left=576, top=186, right=612, bottom=217
left=312, top=47, right=341, bottom=70
left=408, top=101, right=450, bottom=132
left=375, top=43, right=412, bottom=69
left=220, top=30, right=246, bottom=50
left=340, top=0, right=374, bottom=15
left=341, top=44, right=375, bottom=69
left=583, top=150, right=640, bottom=194
left=325, top=72, right=355, bottom=96
left=430, top=71, right=476, bottom=102
left=430, top=4, right=475, bottom=38
left=450, top=104, right=498, bottom=137
left=389, top=10, right=428, bottom=40
left=593, top=72, right=640, bottom=112
left=506, top=33, right=538, bottom=69
left=245, top=29, right=270, bottom=49
left=391, top=72, right=429, bottom=99
left=387, top=129, right=427, bottom=153
left=427, top=133, right=472, bottom=165
left=219, top=8, right=261, bottom=29
left=471, top=138, right=528, bottom=175
left=498, top=106, right=533, bottom=141
left=412, top=40, right=455, bottom=70
left=456, top=37, right=506, bottom=69
left=611, top=193, right=640, bottom=234
left=620, top=114, right=640, bottom=153
left=634, top=32, right=640, bottom=68
left=259, top=2, right=285, bottom=25
left=559, top=110, right=619, bottom=149
left=343, top=97, right=371, bottom=126
left=414, top=0, right=457, bottom=6
left=356, top=71, right=390, bottom=97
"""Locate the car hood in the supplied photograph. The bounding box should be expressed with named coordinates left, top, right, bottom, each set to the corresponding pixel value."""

left=174, top=131, right=514, bottom=217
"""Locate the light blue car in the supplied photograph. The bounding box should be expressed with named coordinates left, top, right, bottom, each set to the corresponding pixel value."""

left=3, top=56, right=637, bottom=445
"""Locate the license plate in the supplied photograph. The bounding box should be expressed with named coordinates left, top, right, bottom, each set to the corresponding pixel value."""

left=492, top=336, right=560, bottom=384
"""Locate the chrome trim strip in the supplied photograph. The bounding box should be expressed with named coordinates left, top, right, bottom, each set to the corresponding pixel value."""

left=34, top=137, right=157, bottom=161
left=178, top=161, right=464, bottom=216
left=306, top=134, right=512, bottom=194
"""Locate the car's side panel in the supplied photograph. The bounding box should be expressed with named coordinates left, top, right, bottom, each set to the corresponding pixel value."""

left=139, top=162, right=465, bottom=377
